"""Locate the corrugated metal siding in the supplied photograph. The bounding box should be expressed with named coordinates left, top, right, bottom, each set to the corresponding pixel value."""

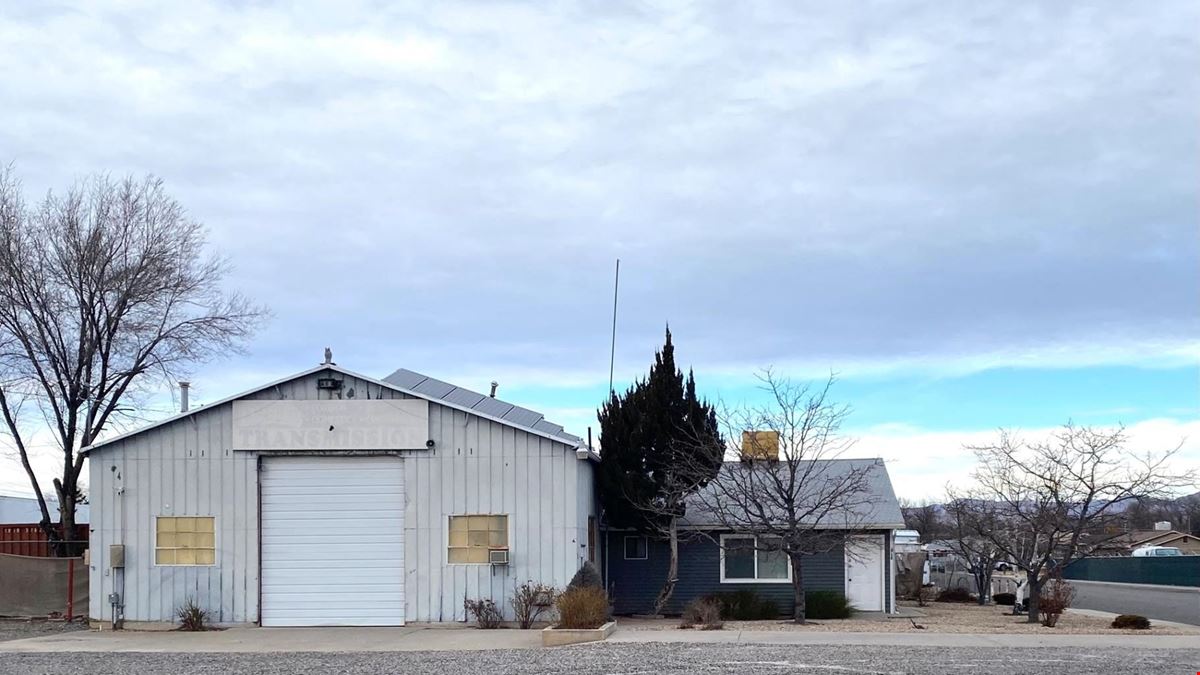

left=0, top=524, right=88, bottom=557
left=403, top=404, right=590, bottom=622
left=88, top=367, right=595, bottom=624
left=88, top=402, right=258, bottom=624
left=605, top=532, right=845, bottom=615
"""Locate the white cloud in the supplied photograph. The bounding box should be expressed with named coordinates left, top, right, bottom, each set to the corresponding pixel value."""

left=0, top=1, right=1196, bottom=500
left=851, top=418, right=1200, bottom=501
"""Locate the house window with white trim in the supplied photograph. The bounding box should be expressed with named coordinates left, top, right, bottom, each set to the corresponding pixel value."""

left=624, top=535, right=648, bottom=560
left=720, top=535, right=790, bottom=583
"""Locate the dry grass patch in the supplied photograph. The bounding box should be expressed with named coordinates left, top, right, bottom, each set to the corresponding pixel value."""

left=617, top=602, right=1200, bottom=635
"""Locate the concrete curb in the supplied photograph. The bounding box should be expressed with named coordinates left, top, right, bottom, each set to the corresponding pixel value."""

left=1068, top=579, right=1200, bottom=595
left=607, top=627, right=1200, bottom=649
left=542, top=621, right=617, bottom=647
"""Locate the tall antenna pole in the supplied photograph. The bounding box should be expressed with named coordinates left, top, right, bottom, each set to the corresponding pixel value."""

left=608, top=258, right=620, bottom=395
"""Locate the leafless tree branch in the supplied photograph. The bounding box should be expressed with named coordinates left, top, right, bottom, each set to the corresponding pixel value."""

left=0, top=167, right=267, bottom=553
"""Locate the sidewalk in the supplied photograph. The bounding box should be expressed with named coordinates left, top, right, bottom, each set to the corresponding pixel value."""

left=0, top=625, right=543, bottom=653
left=1, top=622, right=1197, bottom=653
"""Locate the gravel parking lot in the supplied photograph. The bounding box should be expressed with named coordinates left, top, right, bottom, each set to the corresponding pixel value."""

left=0, top=642, right=1197, bottom=674
left=0, top=621, right=86, bottom=644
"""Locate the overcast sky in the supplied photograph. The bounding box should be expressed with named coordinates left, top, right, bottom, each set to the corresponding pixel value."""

left=1, top=1, right=1197, bottom=499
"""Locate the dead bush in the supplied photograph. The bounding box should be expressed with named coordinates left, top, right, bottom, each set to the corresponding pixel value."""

left=1038, top=578, right=1076, bottom=628
left=555, top=586, right=609, bottom=629
left=914, top=584, right=930, bottom=607
left=935, top=587, right=974, bottom=603
left=175, top=597, right=210, bottom=631
left=679, top=597, right=723, bottom=630
left=463, top=597, right=504, bottom=629
left=511, top=581, right=558, bottom=629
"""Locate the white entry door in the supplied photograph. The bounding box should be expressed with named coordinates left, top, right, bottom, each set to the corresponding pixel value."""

left=845, top=535, right=884, bottom=612
left=260, top=456, right=405, bottom=626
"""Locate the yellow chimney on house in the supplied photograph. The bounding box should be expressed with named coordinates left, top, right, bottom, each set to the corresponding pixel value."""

left=741, top=430, right=780, bottom=461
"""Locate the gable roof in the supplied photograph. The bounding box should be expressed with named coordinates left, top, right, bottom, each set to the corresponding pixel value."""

left=1129, top=530, right=1200, bottom=547
left=679, top=458, right=906, bottom=530
left=84, top=363, right=584, bottom=454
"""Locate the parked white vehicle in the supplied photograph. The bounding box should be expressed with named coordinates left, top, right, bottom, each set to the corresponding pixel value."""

left=1131, top=545, right=1182, bottom=557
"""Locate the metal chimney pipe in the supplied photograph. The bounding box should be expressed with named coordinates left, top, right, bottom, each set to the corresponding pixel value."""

left=179, top=382, right=190, bottom=413
left=489, top=381, right=499, bottom=398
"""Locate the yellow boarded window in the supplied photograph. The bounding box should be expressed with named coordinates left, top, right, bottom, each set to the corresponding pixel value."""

left=155, top=516, right=216, bottom=565
left=448, top=515, right=507, bottom=563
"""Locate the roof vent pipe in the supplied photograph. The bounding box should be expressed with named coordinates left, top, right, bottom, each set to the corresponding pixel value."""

left=179, top=382, right=190, bottom=413
left=490, top=381, right=499, bottom=398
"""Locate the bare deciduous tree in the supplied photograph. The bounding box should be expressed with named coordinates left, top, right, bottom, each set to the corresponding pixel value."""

left=948, top=424, right=1193, bottom=623
left=0, top=168, right=265, bottom=554
left=944, top=497, right=1006, bottom=605
left=683, top=372, right=883, bottom=624
left=899, top=498, right=947, bottom=543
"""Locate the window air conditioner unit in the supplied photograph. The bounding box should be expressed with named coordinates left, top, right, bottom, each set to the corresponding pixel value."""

left=489, top=549, right=509, bottom=566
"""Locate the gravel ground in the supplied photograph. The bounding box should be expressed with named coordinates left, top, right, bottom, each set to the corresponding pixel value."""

left=622, top=601, right=1200, bottom=635
left=0, top=621, right=87, bottom=644
left=0, top=643, right=1198, bottom=674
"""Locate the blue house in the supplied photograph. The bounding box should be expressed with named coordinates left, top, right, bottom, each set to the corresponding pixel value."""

left=604, top=458, right=905, bottom=616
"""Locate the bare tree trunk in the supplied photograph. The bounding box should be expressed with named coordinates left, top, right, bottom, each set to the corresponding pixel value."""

left=651, top=518, right=679, bottom=616
left=1025, top=571, right=1040, bottom=623
left=790, top=554, right=806, bottom=624
left=974, top=566, right=994, bottom=605
left=58, top=491, right=78, bottom=557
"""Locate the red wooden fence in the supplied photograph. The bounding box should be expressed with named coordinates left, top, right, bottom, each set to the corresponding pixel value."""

left=0, top=524, right=89, bottom=557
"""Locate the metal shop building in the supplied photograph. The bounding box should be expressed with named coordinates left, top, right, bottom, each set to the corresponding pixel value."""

left=84, top=362, right=597, bottom=627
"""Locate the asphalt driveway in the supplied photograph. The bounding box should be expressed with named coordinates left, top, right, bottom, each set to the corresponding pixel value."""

left=0, top=642, right=1197, bottom=674
left=1071, top=580, right=1200, bottom=626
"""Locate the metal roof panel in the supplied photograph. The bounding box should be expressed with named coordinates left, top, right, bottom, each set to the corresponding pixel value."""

left=501, top=406, right=543, bottom=428
left=471, top=397, right=515, bottom=418
left=443, top=388, right=486, bottom=408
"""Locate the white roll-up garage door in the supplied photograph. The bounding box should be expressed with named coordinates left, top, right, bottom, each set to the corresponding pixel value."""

left=261, top=456, right=405, bottom=626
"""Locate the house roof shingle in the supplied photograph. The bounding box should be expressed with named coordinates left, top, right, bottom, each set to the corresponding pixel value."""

left=679, top=458, right=906, bottom=530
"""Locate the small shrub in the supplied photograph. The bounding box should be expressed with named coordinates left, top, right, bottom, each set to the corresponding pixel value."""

left=556, top=586, right=609, bottom=629
left=1111, top=614, right=1151, bottom=630
left=992, top=592, right=1016, bottom=606
left=805, top=591, right=854, bottom=620
left=511, top=581, right=558, bottom=629
left=913, top=584, right=930, bottom=607
left=935, top=587, right=974, bottom=603
left=463, top=597, right=504, bottom=629
left=176, top=597, right=209, bottom=631
left=706, top=590, right=781, bottom=620
left=566, top=561, right=604, bottom=591
left=1038, top=578, right=1076, bottom=628
left=679, top=597, right=723, bottom=629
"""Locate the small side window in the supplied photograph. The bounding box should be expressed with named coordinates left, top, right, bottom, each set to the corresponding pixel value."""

left=623, top=535, right=648, bottom=560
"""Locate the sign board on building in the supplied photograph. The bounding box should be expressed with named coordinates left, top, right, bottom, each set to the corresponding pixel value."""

left=232, top=399, right=430, bottom=451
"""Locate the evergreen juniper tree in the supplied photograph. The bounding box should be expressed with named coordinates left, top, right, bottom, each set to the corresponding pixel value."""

left=597, top=327, right=723, bottom=613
